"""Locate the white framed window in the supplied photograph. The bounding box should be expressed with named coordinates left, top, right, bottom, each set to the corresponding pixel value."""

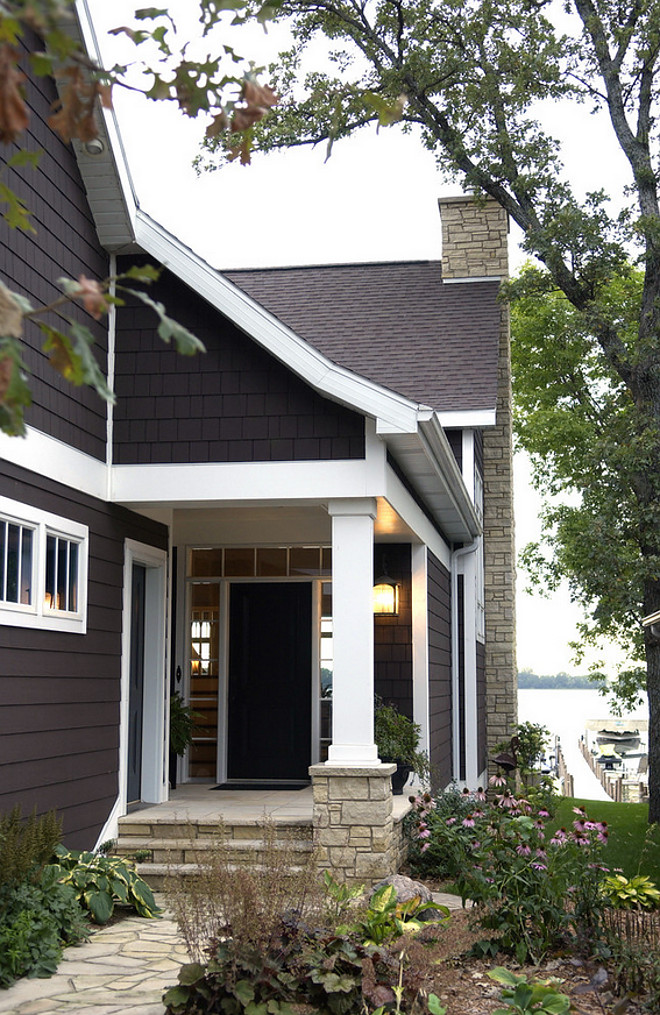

left=0, top=496, right=88, bottom=633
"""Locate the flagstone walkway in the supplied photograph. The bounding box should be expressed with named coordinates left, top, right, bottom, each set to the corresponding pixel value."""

left=0, top=891, right=463, bottom=1015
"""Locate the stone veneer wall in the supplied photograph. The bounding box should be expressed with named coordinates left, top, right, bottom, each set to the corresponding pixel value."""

left=309, top=764, right=399, bottom=882
left=439, top=195, right=518, bottom=764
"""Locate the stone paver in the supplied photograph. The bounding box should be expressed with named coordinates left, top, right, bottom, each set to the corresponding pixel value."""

left=0, top=899, right=188, bottom=1015
left=0, top=890, right=465, bottom=1015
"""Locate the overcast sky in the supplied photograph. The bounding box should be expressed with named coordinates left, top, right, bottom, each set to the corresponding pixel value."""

left=86, top=0, right=633, bottom=677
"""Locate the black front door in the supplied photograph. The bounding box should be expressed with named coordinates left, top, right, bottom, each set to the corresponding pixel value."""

left=127, top=563, right=146, bottom=803
left=228, top=582, right=312, bottom=781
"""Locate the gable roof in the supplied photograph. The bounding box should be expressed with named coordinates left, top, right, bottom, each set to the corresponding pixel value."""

left=224, top=262, right=501, bottom=415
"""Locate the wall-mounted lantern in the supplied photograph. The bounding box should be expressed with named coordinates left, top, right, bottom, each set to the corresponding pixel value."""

left=373, top=567, right=400, bottom=616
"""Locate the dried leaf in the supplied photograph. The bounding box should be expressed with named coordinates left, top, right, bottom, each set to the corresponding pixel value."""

left=0, top=282, right=23, bottom=337
left=0, top=45, right=28, bottom=142
left=48, top=66, right=102, bottom=143
left=75, top=275, right=107, bottom=320
left=0, top=354, right=12, bottom=399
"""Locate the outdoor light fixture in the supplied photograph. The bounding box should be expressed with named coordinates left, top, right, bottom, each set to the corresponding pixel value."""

left=373, top=565, right=400, bottom=616
left=83, top=137, right=105, bottom=156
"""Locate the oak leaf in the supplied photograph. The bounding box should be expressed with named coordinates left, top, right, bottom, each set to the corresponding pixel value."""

left=0, top=282, right=23, bottom=338
left=75, top=275, right=106, bottom=320
left=48, top=66, right=101, bottom=143
left=0, top=45, right=29, bottom=143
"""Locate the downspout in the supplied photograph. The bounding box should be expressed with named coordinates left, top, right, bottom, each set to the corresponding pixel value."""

left=451, top=539, right=480, bottom=782
left=105, top=252, right=116, bottom=501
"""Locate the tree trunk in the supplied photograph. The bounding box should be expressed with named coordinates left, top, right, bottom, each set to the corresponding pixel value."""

left=645, top=632, right=660, bottom=824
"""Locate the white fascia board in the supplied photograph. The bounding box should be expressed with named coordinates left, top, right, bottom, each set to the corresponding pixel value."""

left=134, top=213, right=422, bottom=435
left=111, top=458, right=374, bottom=507
left=384, top=466, right=451, bottom=568
left=436, top=409, right=496, bottom=428
left=0, top=427, right=107, bottom=500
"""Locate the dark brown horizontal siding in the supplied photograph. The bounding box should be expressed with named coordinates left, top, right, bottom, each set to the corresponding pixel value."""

left=0, top=460, right=168, bottom=848
left=374, top=544, right=413, bottom=717
left=113, top=262, right=365, bottom=465
left=0, top=33, right=109, bottom=460
left=428, top=550, right=452, bottom=789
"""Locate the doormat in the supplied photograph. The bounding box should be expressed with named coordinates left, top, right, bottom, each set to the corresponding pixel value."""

left=212, top=781, right=311, bottom=791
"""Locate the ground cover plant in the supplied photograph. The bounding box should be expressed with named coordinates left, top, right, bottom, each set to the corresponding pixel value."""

left=0, top=807, right=89, bottom=988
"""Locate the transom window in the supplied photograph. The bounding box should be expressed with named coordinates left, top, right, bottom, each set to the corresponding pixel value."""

left=0, top=496, right=88, bottom=633
left=188, top=545, right=331, bottom=579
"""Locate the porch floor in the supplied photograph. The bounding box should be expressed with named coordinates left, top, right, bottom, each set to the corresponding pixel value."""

left=132, top=782, right=412, bottom=824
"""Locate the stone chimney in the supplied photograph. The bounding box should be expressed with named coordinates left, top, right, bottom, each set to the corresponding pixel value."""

left=438, top=194, right=517, bottom=769
left=438, top=195, right=509, bottom=280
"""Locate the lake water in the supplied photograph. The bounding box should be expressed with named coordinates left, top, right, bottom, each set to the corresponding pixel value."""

left=517, top=688, right=649, bottom=799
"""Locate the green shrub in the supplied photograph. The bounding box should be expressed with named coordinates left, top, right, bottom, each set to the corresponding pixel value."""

left=601, top=872, right=660, bottom=910
left=51, top=846, right=161, bottom=924
left=0, top=806, right=61, bottom=892
left=408, top=790, right=609, bottom=963
left=0, top=865, right=89, bottom=988
left=488, top=967, right=571, bottom=1015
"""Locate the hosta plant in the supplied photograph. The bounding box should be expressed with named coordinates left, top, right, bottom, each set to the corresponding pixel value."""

left=601, top=873, right=660, bottom=910
left=50, top=846, right=161, bottom=924
left=488, top=967, right=572, bottom=1015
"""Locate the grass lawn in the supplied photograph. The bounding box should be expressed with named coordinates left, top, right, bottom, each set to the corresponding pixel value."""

left=552, top=797, right=660, bottom=881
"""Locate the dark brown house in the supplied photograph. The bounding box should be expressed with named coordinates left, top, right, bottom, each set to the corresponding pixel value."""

left=0, top=5, right=516, bottom=871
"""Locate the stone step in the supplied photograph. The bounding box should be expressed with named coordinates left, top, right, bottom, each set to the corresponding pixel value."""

left=136, top=860, right=317, bottom=891
left=116, top=835, right=315, bottom=865
left=117, top=818, right=314, bottom=843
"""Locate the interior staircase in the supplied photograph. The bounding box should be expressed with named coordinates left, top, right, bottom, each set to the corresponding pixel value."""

left=115, top=812, right=315, bottom=890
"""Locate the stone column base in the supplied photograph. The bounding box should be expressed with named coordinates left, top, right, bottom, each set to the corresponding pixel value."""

left=309, top=763, right=398, bottom=883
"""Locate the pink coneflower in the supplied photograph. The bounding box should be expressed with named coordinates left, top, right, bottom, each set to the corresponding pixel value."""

left=489, top=774, right=507, bottom=787
left=418, top=827, right=430, bottom=840
left=462, top=814, right=476, bottom=828
left=516, top=844, right=531, bottom=856
left=462, top=787, right=471, bottom=796
left=499, top=792, right=516, bottom=809
left=474, top=787, right=487, bottom=802
left=538, top=808, right=550, bottom=818
left=531, top=861, right=547, bottom=871
left=573, top=806, right=587, bottom=816
left=421, top=842, right=429, bottom=853
left=446, top=817, right=457, bottom=826
left=550, top=828, right=567, bottom=846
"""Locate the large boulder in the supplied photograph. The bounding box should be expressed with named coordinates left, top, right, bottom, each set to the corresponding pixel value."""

left=371, top=874, right=438, bottom=920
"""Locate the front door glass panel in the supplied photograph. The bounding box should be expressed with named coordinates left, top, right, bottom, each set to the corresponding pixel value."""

left=189, top=582, right=219, bottom=778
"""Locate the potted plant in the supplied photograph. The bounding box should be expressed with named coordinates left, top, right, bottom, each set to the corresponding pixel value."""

left=169, top=693, right=202, bottom=788
left=374, top=698, right=430, bottom=793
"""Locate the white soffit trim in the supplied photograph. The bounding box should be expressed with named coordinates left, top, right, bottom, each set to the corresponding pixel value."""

left=0, top=427, right=107, bottom=500
left=437, top=409, right=496, bottom=428
left=384, top=469, right=451, bottom=568
left=133, top=212, right=424, bottom=435
left=111, top=458, right=374, bottom=507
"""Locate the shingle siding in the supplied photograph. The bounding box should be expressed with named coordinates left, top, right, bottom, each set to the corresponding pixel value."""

left=0, top=32, right=109, bottom=459
left=427, top=551, right=452, bottom=788
left=0, top=461, right=168, bottom=848
left=113, top=263, right=365, bottom=464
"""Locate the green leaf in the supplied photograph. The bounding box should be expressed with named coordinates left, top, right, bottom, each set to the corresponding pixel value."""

left=427, top=994, right=447, bottom=1015
left=235, top=979, right=256, bottom=1005
left=124, top=288, right=206, bottom=355
left=0, top=182, right=35, bottom=233
left=85, top=889, right=114, bottom=924
left=178, top=962, right=206, bottom=985
left=488, top=968, right=524, bottom=987
left=5, top=150, right=42, bottom=170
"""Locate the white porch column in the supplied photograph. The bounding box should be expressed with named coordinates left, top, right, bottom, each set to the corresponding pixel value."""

left=327, top=498, right=380, bottom=766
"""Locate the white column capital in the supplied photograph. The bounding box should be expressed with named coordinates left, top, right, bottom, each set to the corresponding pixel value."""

left=327, top=497, right=378, bottom=519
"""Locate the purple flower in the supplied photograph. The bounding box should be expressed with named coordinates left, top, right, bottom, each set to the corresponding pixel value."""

left=474, top=787, right=487, bottom=802
left=516, top=844, right=531, bottom=856
left=538, top=808, right=550, bottom=818
left=489, top=774, right=507, bottom=787
left=421, top=842, right=429, bottom=853
left=531, top=861, right=547, bottom=871
left=418, top=828, right=430, bottom=839
left=463, top=814, right=476, bottom=828
left=446, top=817, right=457, bottom=826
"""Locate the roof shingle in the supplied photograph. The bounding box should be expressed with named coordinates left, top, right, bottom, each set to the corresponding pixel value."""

left=223, top=261, right=501, bottom=414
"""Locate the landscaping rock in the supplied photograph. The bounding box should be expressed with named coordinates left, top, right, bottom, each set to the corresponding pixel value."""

left=371, top=874, right=439, bottom=920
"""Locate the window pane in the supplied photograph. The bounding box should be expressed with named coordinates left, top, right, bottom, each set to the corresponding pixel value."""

left=20, top=528, right=32, bottom=605
left=6, top=524, right=19, bottom=602
left=57, top=538, right=68, bottom=611
left=190, top=548, right=223, bottom=577
left=224, top=548, right=254, bottom=576
left=289, top=547, right=320, bottom=575
left=256, top=547, right=287, bottom=576
left=189, top=582, right=220, bottom=778
left=68, top=542, right=78, bottom=612
left=321, top=547, right=332, bottom=574
left=45, top=534, right=56, bottom=610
